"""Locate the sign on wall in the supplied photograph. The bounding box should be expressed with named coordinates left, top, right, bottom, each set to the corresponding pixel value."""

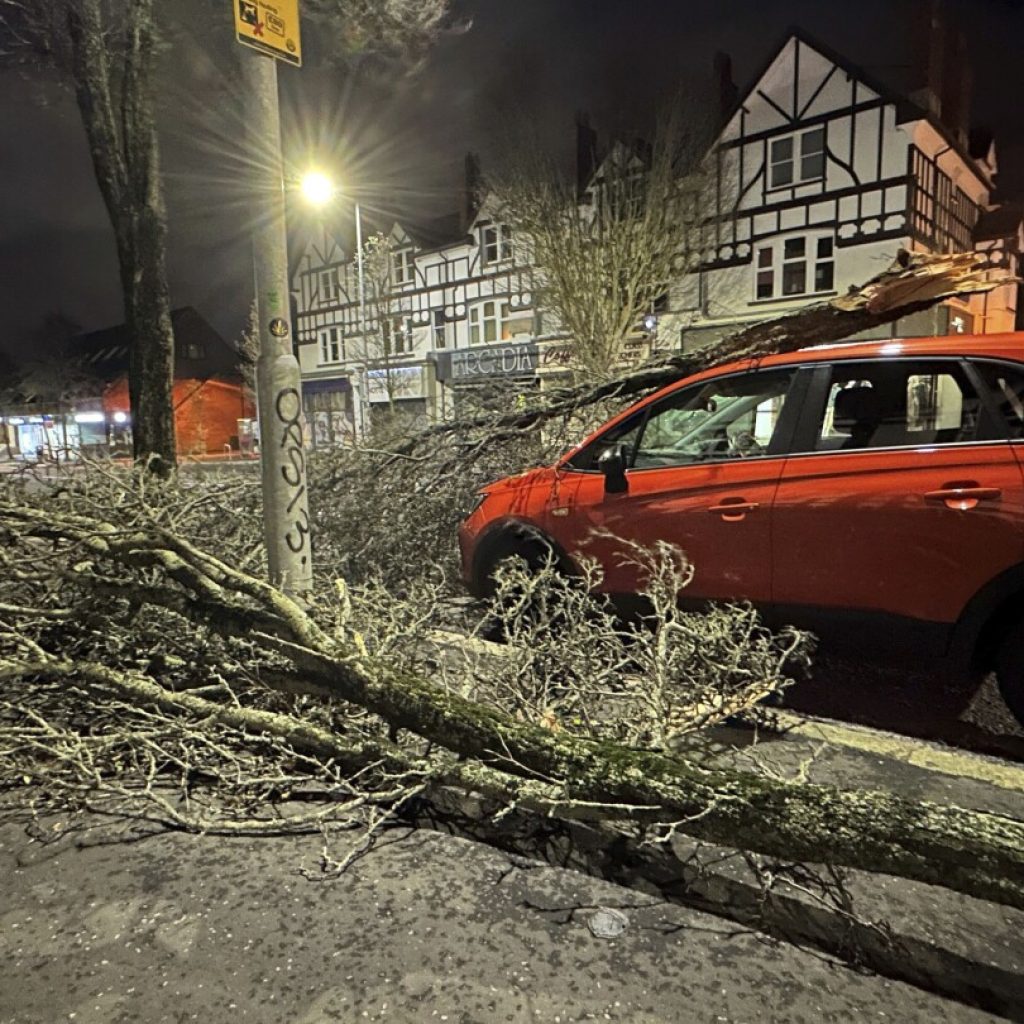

left=234, top=0, right=302, bottom=66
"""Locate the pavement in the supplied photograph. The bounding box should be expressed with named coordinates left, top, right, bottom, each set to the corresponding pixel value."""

left=1, top=712, right=1023, bottom=1024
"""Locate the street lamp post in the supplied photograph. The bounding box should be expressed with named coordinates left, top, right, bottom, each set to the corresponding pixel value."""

left=241, top=54, right=313, bottom=596
left=300, top=173, right=368, bottom=438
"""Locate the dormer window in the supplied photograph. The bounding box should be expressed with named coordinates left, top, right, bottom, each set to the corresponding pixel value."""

left=769, top=127, right=826, bottom=188
left=482, top=225, right=513, bottom=265
left=391, top=249, right=414, bottom=286
left=318, top=268, right=339, bottom=304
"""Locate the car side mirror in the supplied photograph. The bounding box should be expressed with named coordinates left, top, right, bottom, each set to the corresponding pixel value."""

left=597, top=445, right=628, bottom=494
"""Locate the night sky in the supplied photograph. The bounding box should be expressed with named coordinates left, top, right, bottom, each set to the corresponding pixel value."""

left=0, top=0, right=1021, bottom=360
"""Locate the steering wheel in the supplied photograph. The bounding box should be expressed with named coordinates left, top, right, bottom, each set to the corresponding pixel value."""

left=728, top=430, right=764, bottom=457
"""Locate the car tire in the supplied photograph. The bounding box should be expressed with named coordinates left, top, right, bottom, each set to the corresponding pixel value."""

left=995, top=616, right=1024, bottom=727
left=478, top=536, right=557, bottom=640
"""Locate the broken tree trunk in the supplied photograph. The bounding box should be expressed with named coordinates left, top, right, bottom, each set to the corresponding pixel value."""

left=399, top=250, right=1015, bottom=451
left=2, top=500, right=1022, bottom=912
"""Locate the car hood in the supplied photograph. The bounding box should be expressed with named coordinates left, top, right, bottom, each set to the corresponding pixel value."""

left=479, top=465, right=557, bottom=495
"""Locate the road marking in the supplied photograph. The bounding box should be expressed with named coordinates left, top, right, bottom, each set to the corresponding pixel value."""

left=772, top=710, right=1024, bottom=793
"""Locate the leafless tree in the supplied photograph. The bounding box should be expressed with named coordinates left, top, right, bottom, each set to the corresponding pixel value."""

left=492, top=107, right=715, bottom=382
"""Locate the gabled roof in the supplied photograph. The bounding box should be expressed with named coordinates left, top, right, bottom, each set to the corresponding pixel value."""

left=72, top=307, right=242, bottom=382
left=719, top=28, right=992, bottom=189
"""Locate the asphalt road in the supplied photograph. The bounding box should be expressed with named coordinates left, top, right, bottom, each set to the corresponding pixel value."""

left=0, top=818, right=1010, bottom=1024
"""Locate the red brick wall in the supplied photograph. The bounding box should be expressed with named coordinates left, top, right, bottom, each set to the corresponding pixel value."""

left=103, top=377, right=255, bottom=454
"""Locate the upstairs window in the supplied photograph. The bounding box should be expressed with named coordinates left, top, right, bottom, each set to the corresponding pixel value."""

left=469, top=300, right=511, bottom=344
left=318, top=268, right=339, bottom=304
left=769, top=127, right=826, bottom=188
left=318, top=326, right=343, bottom=364
left=391, top=249, right=414, bottom=286
left=482, top=225, right=513, bottom=265
left=755, top=235, right=834, bottom=300
left=385, top=316, right=413, bottom=355
left=432, top=309, right=447, bottom=349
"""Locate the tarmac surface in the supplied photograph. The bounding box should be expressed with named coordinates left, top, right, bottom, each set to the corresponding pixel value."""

left=2, top=715, right=1022, bottom=1024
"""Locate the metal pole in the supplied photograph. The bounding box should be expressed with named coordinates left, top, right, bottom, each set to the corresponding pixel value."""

left=241, top=52, right=313, bottom=596
left=354, top=201, right=368, bottom=437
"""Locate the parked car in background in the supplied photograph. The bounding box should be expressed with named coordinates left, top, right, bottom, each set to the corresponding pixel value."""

left=458, top=334, right=1024, bottom=724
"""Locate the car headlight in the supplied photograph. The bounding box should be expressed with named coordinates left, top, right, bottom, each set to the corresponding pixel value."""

left=466, top=491, right=490, bottom=518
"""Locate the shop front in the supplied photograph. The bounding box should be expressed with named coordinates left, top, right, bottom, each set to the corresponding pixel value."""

left=302, top=377, right=355, bottom=449
left=433, top=341, right=539, bottom=419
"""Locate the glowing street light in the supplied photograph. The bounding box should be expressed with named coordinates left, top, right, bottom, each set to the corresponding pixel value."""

left=300, top=170, right=335, bottom=208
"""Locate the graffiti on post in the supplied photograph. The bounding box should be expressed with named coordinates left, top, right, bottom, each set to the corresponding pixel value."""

left=274, top=386, right=310, bottom=566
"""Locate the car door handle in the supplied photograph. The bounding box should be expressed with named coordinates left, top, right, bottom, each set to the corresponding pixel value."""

left=924, top=486, right=1001, bottom=511
left=708, top=500, right=760, bottom=520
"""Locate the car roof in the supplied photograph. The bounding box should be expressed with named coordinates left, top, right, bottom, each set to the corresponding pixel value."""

left=763, top=331, right=1024, bottom=368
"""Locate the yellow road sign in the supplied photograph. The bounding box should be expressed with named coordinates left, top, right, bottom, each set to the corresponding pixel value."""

left=235, top=0, right=301, bottom=67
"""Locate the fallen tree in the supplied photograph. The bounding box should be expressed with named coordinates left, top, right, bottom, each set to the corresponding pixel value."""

left=1, top=253, right=1021, bottom=1011
left=1, top=497, right=1022, bottom=911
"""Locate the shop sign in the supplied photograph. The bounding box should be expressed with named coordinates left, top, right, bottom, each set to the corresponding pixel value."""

left=448, top=342, right=538, bottom=382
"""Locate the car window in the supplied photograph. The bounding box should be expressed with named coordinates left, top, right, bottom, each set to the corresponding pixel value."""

left=630, top=370, right=795, bottom=469
left=973, top=360, right=1024, bottom=439
left=806, top=360, right=982, bottom=453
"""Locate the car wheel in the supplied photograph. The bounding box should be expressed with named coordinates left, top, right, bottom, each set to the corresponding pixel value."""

left=478, top=537, right=557, bottom=640
left=995, top=616, right=1024, bottom=727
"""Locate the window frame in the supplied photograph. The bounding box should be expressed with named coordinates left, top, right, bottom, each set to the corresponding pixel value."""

left=788, top=357, right=1002, bottom=457
left=469, top=299, right=511, bottom=345
left=318, top=268, right=339, bottom=305
left=391, top=249, right=414, bottom=287
left=753, top=233, right=834, bottom=301
left=317, top=326, right=343, bottom=364
left=564, top=367, right=809, bottom=473
left=769, top=127, right=827, bottom=190
left=481, top=224, right=513, bottom=265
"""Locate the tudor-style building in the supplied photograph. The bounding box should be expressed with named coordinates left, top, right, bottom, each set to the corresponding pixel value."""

left=292, top=26, right=1023, bottom=438
left=664, top=29, right=1022, bottom=350
left=293, top=201, right=538, bottom=444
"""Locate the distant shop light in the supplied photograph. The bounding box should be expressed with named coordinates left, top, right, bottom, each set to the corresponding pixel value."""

left=6, top=417, right=24, bottom=426
left=113, top=411, right=129, bottom=424
left=642, top=314, right=658, bottom=332
left=74, top=412, right=106, bottom=424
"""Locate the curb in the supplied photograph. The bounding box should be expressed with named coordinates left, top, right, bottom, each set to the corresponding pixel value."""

left=765, top=709, right=1024, bottom=792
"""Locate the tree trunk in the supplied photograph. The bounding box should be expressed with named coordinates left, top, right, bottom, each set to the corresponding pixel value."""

left=65, top=0, right=176, bottom=475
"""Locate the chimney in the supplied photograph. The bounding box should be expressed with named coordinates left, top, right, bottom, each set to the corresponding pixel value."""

left=575, top=111, right=598, bottom=194
left=713, top=52, right=738, bottom=124
left=910, top=0, right=944, bottom=118
left=940, top=28, right=972, bottom=149
left=460, top=151, right=482, bottom=233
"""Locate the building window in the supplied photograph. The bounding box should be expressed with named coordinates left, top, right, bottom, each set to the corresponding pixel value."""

left=432, top=309, right=447, bottom=349
left=482, top=225, right=513, bottom=265
left=184, top=342, right=205, bottom=359
left=386, top=316, right=413, bottom=355
left=769, top=127, right=826, bottom=188
left=391, top=249, right=414, bottom=286
left=318, top=326, right=343, bottom=363
left=754, top=235, right=834, bottom=300
left=318, top=268, right=339, bottom=304
left=469, top=300, right=511, bottom=344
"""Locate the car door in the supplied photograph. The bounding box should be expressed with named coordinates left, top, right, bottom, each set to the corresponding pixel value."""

left=546, top=367, right=804, bottom=603
left=771, top=356, right=1024, bottom=639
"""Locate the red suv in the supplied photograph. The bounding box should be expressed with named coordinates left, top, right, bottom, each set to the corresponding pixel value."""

left=458, top=333, right=1024, bottom=723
